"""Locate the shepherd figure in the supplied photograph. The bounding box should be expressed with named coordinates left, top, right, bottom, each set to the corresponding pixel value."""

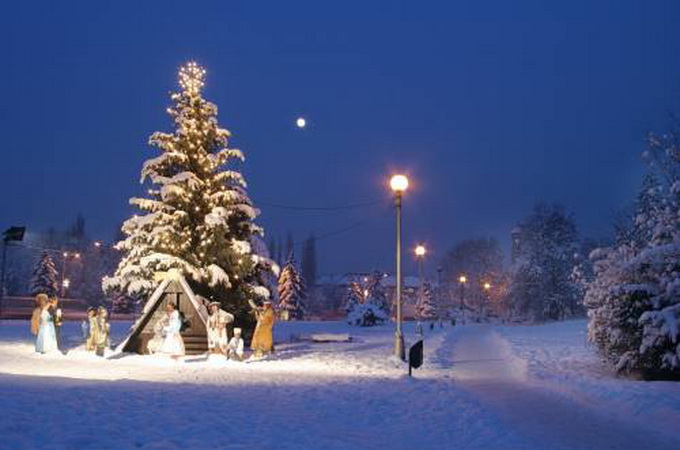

left=249, top=300, right=276, bottom=358
left=207, top=301, right=234, bottom=355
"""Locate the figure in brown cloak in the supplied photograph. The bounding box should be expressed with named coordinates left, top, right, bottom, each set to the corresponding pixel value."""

left=249, top=300, right=275, bottom=358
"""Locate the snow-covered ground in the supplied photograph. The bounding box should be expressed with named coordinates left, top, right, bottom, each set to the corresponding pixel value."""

left=1, top=319, right=679, bottom=449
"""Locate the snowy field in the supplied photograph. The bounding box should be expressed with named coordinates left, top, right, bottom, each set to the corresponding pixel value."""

left=1, top=319, right=679, bottom=449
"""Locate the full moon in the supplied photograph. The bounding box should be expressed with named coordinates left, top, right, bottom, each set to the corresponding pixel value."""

left=296, top=117, right=306, bottom=128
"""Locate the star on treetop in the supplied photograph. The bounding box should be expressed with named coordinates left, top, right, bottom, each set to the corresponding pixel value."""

left=179, top=61, right=206, bottom=94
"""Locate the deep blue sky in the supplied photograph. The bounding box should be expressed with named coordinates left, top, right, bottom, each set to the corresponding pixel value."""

left=2, top=0, right=680, bottom=276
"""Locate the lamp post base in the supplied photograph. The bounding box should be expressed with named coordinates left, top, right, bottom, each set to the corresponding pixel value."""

left=393, top=332, right=405, bottom=361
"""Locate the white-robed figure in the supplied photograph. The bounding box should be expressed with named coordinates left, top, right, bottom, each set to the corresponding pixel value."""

left=35, top=303, right=58, bottom=354
left=207, top=301, right=234, bottom=355
left=158, top=302, right=185, bottom=359
left=227, top=327, right=244, bottom=361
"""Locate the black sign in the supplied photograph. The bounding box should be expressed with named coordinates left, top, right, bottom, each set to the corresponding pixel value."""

left=408, top=340, right=424, bottom=376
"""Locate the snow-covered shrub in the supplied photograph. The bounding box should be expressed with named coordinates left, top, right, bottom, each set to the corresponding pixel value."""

left=585, top=131, right=680, bottom=379
left=347, top=302, right=388, bottom=327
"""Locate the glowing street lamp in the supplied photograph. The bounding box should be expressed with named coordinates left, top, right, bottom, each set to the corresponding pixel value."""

left=414, top=244, right=427, bottom=318
left=60, top=252, right=81, bottom=298
left=390, top=174, right=409, bottom=360
left=458, top=274, right=467, bottom=311
left=296, top=117, right=306, bottom=128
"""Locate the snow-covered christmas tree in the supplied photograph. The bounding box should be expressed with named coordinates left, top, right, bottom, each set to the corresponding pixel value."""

left=103, top=62, right=277, bottom=327
left=30, top=251, right=58, bottom=297
left=277, top=252, right=306, bottom=320
left=416, top=281, right=437, bottom=321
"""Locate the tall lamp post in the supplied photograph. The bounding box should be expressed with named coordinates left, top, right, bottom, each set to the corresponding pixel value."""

left=390, top=174, right=409, bottom=361
left=458, top=275, right=467, bottom=313
left=481, top=282, right=491, bottom=319
left=414, top=244, right=426, bottom=304
left=60, top=252, right=80, bottom=298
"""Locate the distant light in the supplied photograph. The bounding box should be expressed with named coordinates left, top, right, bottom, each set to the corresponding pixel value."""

left=483, top=282, right=491, bottom=290
left=94, top=241, right=102, bottom=248
left=459, top=275, right=467, bottom=284
left=390, top=174, right=409, bottom=193
left=63, top=279, right=70, bottom=288
left=415, top=245, right=426, bottom=257
left=296, top=117, right=306, bottom=128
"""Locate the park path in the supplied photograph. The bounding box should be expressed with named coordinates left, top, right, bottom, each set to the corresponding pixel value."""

left=439, top=326, right=675, bottom=450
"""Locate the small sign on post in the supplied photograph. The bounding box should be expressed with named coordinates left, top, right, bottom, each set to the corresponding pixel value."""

left=408, top=340, right=424, bottom=377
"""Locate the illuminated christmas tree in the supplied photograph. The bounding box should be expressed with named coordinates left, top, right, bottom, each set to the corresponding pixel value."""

left=277, top=252, right=306, bottom=321
left=103, top=62, right=277, bottom=324
left=30, top=251, right=58, bottom=297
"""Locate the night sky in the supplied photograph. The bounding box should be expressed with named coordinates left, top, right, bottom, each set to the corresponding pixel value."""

left=2, top=0, right=680, bottom=276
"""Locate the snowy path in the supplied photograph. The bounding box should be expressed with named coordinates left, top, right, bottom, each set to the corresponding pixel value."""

left=443, top=326, right=679, bottom=450
left=1, top=321, right=679, bottom=449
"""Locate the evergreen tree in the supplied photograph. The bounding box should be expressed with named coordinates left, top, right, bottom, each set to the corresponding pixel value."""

left=416, top=281, right=437, bottom=320
left=30, top=251, right=58, bottom=297
left=586, top=129, right=680, bottom=378
left=277, top=252, right=307, bottom=320
left=346, top=272, right=388, bottom=326
left=103, top=62, right=277, bottom=326
left=285, top=232, right=294, bottom=260
left=301, top=233, right=317, bottom=287
left=507, top=203, right=580, bottom=321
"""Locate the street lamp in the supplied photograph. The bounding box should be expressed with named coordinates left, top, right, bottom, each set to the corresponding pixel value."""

left=458, top=275, right=467, bottom=312
left=480, top=282, right=491, bottom=319
left=414, top=244, right=426, bottom=321
left=390, top=174, right=408, bottom=360
left=60, top=252, right=81, bottom=298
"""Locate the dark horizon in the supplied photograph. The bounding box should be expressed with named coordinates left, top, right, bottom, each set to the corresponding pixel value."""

left=2, top=0, right=680, bottom=276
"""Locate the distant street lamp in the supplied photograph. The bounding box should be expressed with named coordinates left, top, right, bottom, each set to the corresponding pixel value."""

left=296, top=117, right=306, bottom=128
left=481, top=282, right=492, bottom=318
left=458, top=275, right=467, bottom=312
left=60, top=252, right=80, bottom=298
left=414, top=244, right=427, bottom=319
left=390, top=174, right=409, bottom=360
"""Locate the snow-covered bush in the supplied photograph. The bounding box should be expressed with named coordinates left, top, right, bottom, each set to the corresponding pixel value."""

left=585, top=130, right=680, bottom=379
left=347, top=302, right=388, bottom=327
